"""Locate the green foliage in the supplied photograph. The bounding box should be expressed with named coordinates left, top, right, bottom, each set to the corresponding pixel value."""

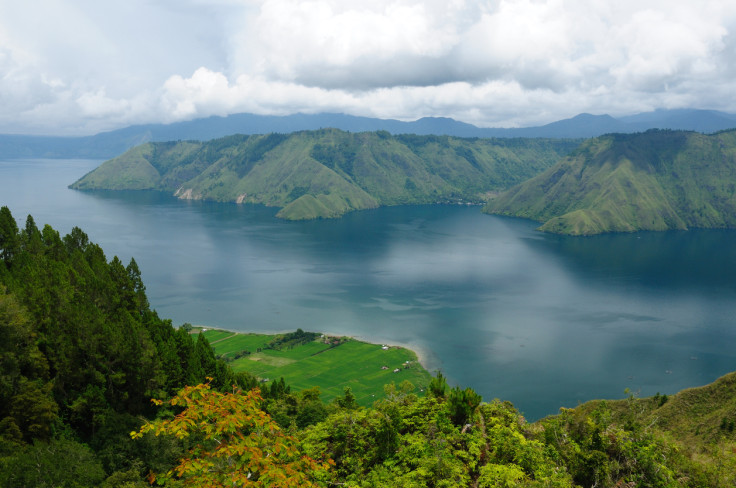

left=564, top=372, right=736, bottom=487
left=0, top=286, right=55, bottom=442
left=0, top=209, right=259, bottom=483
left=428, top=370, right=449, bottom=399
left=486, top=129, right=736, bottom=235
left=539, top=403, right=687, bottom=487
left=71, top=130, right=577, bottom=220
left=334, top=387, right=359, bottom=411
left=0, top=438, right=106, bottom=488
left=653, top=391, right=669, bottom=407
left=301, top=389, right=576, bottom=488
left=477, top=464, right=526, bottom=488
left=447, top=386, right=482, bottom=426
left=0, top=206, right=19, bottom=264
left=266, top=328, right=321, bottom=350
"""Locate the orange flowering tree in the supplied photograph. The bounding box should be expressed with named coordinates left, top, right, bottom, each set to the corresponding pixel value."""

left=131, top=382, right=332, bottom=487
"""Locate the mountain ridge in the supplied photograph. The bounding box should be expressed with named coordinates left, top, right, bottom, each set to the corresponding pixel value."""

left=3, top=108, right=736, bottom=159
left=484, top=129, right=736, bottom=235
left=70, top=129, right=578, bottom=220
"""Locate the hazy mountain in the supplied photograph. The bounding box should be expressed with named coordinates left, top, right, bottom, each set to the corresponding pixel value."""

left=70, top=129, right=577, bottom=220
left=484, top=129, right=736, bottom=235
left=4, top=109, right=736, bottom=159
left=618, top=108, right=736, bottom=133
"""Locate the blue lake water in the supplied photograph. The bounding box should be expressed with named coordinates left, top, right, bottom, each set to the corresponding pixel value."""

left=2, top=158, right=736, bottom=419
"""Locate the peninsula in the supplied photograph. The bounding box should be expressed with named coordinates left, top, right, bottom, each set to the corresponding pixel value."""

left=70, top=129, right=578, bottom=220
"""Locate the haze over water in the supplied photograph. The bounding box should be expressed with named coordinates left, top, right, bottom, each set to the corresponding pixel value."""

left=3, top=158, right=736, bottom=419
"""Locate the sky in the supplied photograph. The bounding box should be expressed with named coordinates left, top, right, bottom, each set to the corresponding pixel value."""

left=1, top=0, right=736, bottom=136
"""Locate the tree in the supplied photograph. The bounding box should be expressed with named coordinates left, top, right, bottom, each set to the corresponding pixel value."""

left=0, top=206, right=19, bottom=265
left=334, top=386, right=358, bottom=411
left=428, top=370, right=448, bottom=399
left=0, top=438, right=106, bottom=488
left=447, top=386, right=482, bottom=427
left=132, top=382, right=332, bottom=487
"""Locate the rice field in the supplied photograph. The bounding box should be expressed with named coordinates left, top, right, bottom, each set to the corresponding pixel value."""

left=198, top=328, right=432, bottom=405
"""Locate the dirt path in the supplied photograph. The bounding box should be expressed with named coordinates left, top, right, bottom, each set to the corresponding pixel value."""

left=209, top=333, right=238, bottom=345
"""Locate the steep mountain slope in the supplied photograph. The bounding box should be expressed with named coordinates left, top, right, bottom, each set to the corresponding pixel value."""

left=71, top=129, right=578, bottom=220
left=484, top=129, right=736, bottom=235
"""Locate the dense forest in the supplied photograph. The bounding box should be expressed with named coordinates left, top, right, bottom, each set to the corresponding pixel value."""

left=1, top=207, right=735, bottom=487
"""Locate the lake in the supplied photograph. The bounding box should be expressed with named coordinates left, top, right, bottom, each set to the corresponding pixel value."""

left=2, top=158, right=736, bottom=419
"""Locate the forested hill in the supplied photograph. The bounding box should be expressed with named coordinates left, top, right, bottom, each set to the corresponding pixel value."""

left=70, top=129, right=579, bottom=220
left=484, top=129, right=736, bottom=235
left=0, top=206, right=264, bottom=485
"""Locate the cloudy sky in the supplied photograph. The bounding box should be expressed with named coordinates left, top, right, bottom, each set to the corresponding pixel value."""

left=1, top=0, right=736, bottom=135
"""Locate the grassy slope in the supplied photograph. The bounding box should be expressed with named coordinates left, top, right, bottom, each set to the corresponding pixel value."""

left=200, top=329, right=432, bottom=406
left=567, top=371, right=736, bottom=478
left=71, top=129, right=578, bottom=220
left=485, top=129, right=736, bottom=235
left=71, top=143, right=161, bottom=190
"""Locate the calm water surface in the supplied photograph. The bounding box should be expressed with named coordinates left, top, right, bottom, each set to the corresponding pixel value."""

left=2, top=158, right=736, bottom=419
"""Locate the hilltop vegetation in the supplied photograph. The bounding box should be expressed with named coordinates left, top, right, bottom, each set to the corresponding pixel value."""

left=558, top=372, right=736, bottom=487
left=71, top=129, right=578, bottom=220
left=485, top=129, right=736, bottom=235
left=132, top=371, right=736, bottom=488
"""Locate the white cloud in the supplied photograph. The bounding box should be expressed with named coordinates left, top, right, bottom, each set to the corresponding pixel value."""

left=76, top=90, right=133, bottom=119
left=228, top=0, right=471, bottom=89
left=609, top=8, right=726, bottom=92
left=1, top=0, right=736, bottom=134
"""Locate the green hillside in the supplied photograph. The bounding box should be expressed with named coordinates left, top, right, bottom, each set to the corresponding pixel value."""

left=70, top=129, right=578, bottom=220
left=557, top=372, right=736, bottom=487
left=484, top=129, right=736, bottom=235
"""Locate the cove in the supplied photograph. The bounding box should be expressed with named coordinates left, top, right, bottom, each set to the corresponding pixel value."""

left=2, top=158, right=736, bottom=420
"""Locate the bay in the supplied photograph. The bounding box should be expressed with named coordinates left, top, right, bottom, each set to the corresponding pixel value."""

left=2, top=158, right=736, bottom=420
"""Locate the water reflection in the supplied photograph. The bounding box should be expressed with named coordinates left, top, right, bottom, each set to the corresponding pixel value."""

left=2, top=158, right=736, bottom=420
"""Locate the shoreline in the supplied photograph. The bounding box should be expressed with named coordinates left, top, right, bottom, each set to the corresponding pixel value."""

left=191, top=324, right=439, bottom=374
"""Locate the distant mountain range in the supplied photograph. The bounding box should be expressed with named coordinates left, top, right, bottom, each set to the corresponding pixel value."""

left=484, top=129, right=736, bottom=235
left=70, top=129, right=576, bottom=220
left=3, top=109, right=736, bottom=159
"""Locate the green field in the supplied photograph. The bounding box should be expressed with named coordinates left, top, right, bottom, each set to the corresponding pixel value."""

left=198, top=328, right=433, bottom=406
